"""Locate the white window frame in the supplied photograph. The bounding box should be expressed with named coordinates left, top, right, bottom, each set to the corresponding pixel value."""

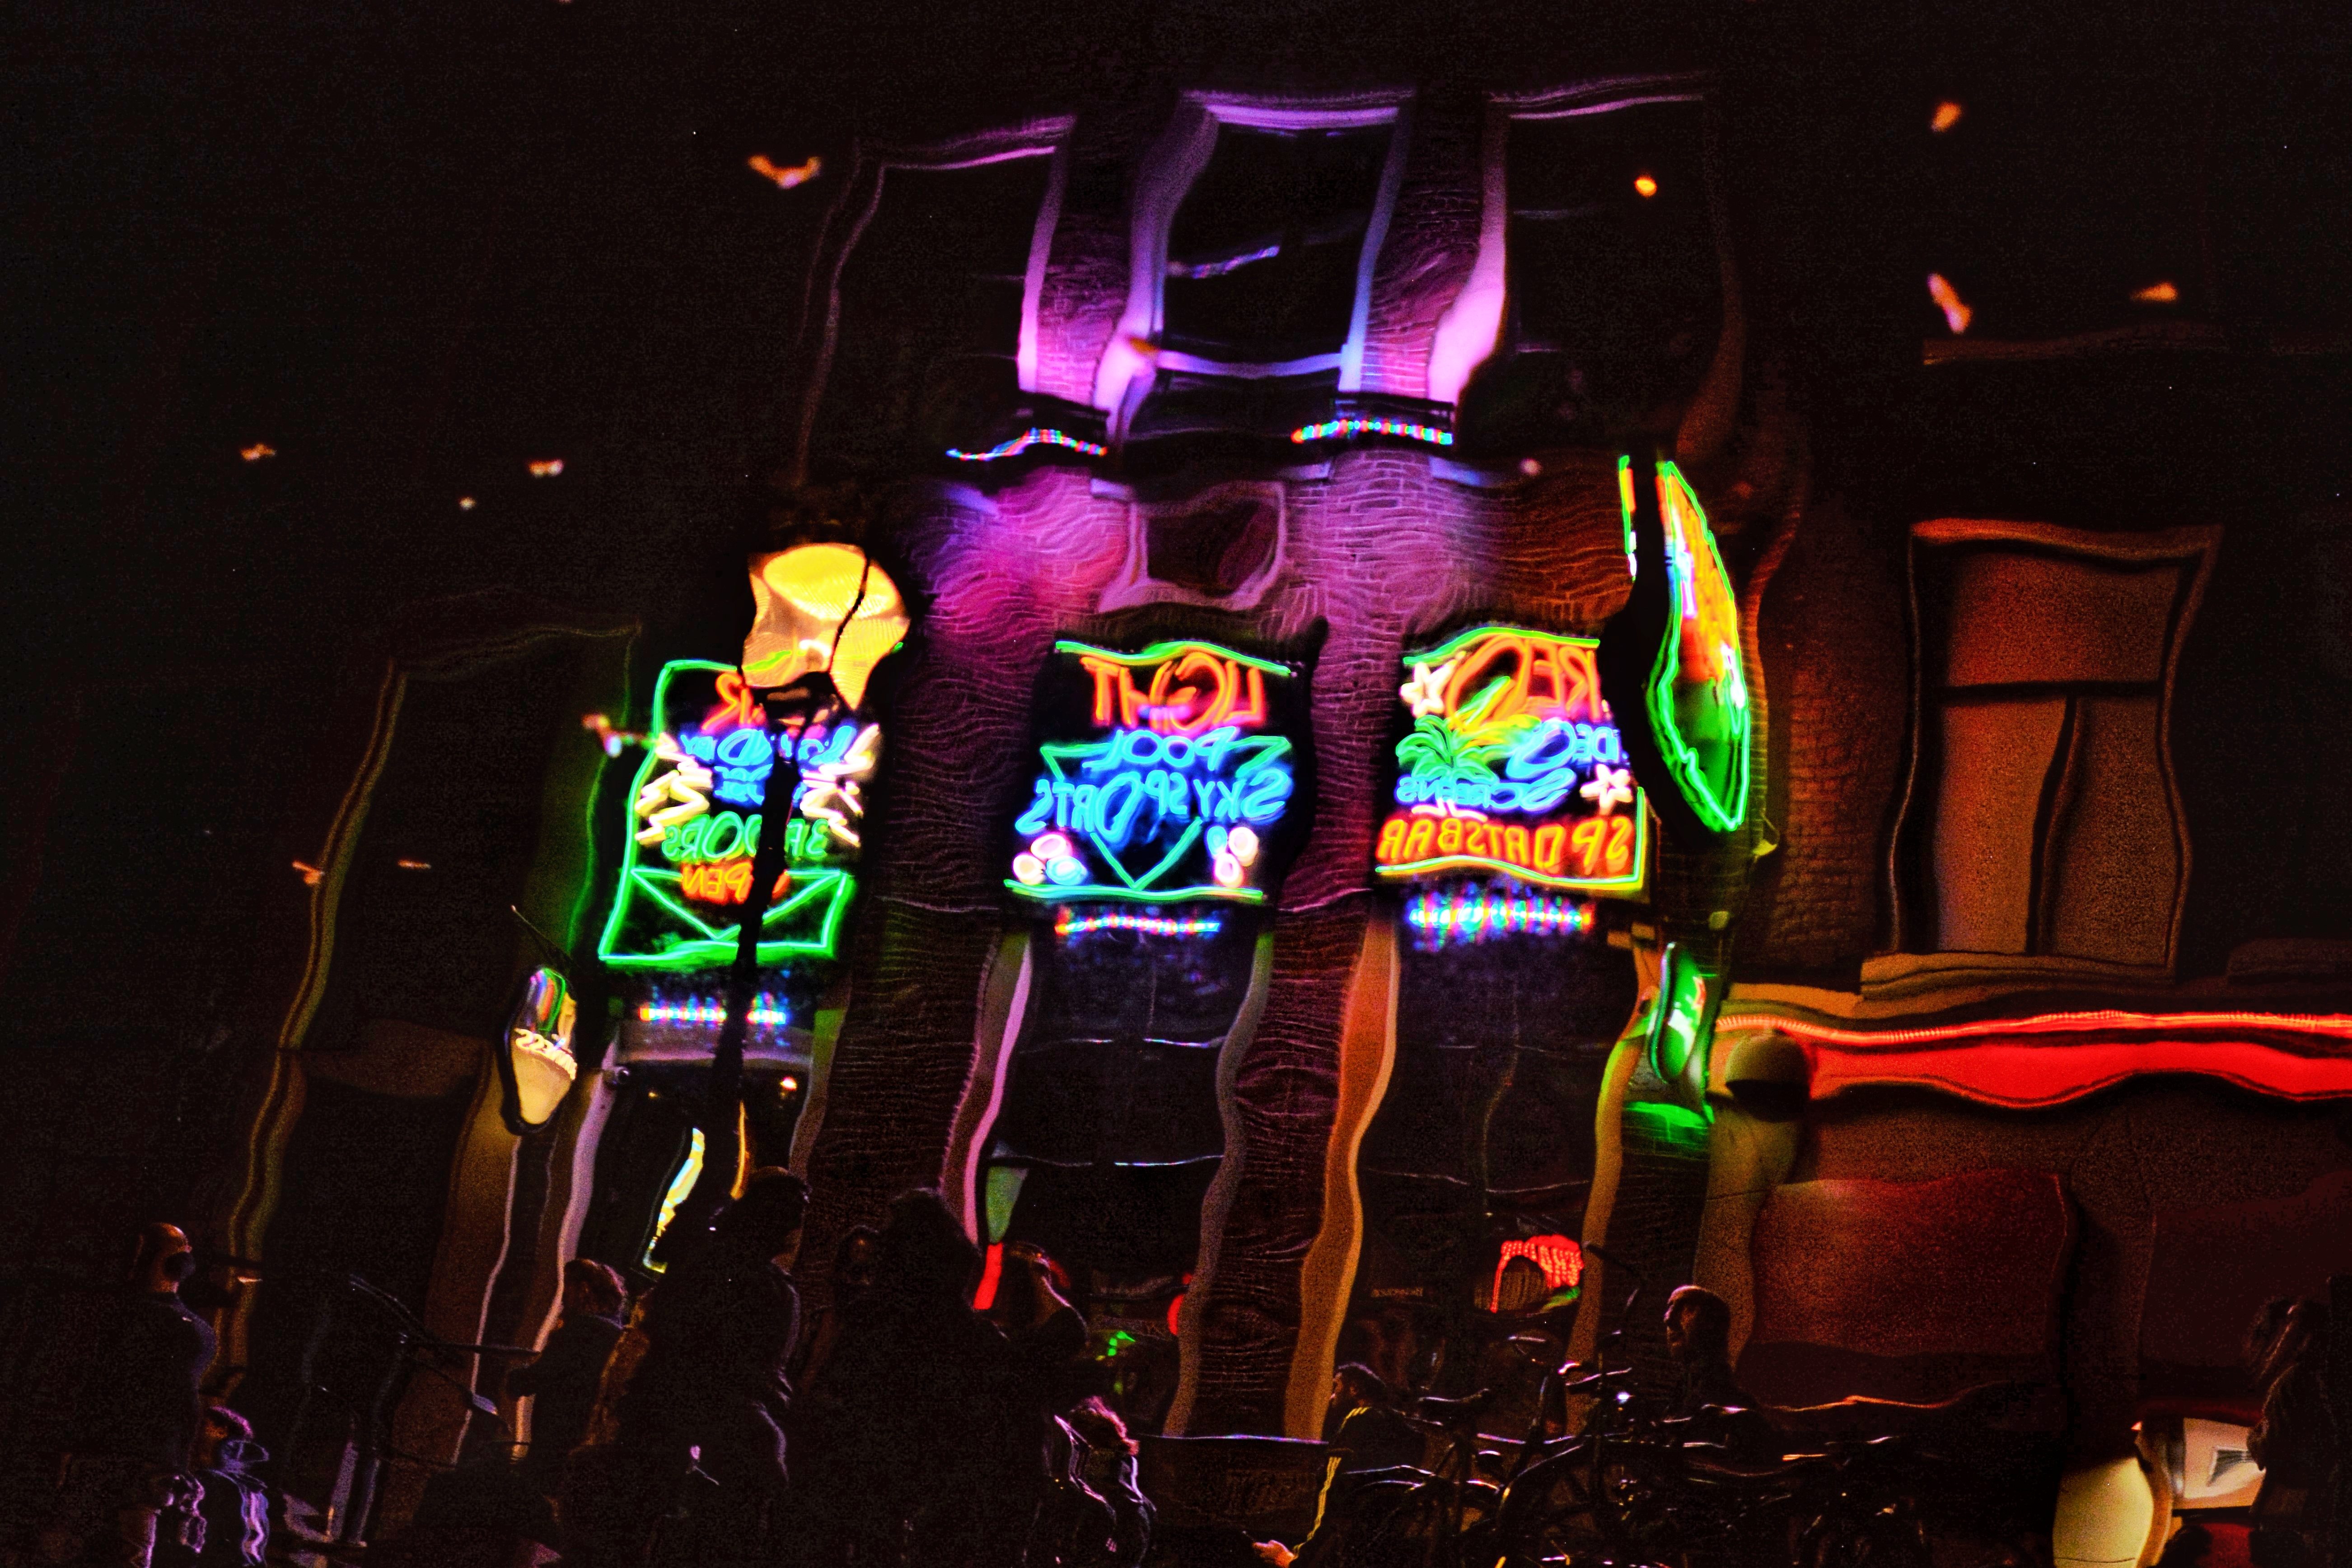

left=791, top=117, right=1074, bottom=482
left=1425, top=76, right=1709, bottom=408
left=1094, top=90, right=1413, bottom=422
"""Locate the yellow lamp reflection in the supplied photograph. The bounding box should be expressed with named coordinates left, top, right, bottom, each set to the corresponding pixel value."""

left=742, top=543, right=909, bottom=708
left=643, top=1129, right=705, bottom=1274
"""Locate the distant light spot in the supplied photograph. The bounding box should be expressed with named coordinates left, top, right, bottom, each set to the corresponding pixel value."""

left=1633, top=173, right=1659, bottom=198
left=241, top=443, right=276, bottom=462
left=2132, top=280, right=2180, bottom=304
left=1931, top=101, right=1964, bottom=132
left=1927, top=273, right=1973, bottom=335
left=458, top=496, right=477, bottom=509
left=529, top=459, right=564, bottom=477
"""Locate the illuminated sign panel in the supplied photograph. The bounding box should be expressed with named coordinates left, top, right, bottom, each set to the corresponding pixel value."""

left=1604, top=457, right=1749, bottom=838
left=598, top=660, right=879, bottom=969
left=1489, top=1234, right=1583, bottom=1313
left=498, top=966, right=578, bottom=1132
left=1007, top=639, right=1310, bottom=905
left=1373, top=626, right=1646, bottom=895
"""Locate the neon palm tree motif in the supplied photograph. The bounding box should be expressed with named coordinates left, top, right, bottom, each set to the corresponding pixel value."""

left=1395, top=676, right=1536, bottom=816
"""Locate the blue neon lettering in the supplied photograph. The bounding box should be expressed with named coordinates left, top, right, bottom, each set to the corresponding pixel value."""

left=1015, top=780, right=1052, bottom=835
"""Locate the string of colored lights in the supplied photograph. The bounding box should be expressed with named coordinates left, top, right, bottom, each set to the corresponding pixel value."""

left=1290, top=417, right=1455, bottom=447
left=638, top=997, right=790, bottom=1027
left=1404, top=887, right=1594, bottom=944
left=945, top=428, right=1109, bottom=462
left=1054, top=909, right=1225, bottom=938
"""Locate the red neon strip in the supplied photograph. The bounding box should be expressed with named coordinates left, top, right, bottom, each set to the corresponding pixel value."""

left=1730, top=1009, right=2352, bottom=1049
left=1802, top=1037, right=2352, bottom=1109
left=1719, top=1010, right=2352, bottom=1109
left=973, top=1243, right=1003, bottom=1311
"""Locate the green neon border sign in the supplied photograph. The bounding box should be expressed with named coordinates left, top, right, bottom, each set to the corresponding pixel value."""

left=1373, top=623, right=1651, bottom=896
left=1004, top=637, right=1312, bottom=907
left=596, top=658, right=863, bottom=971
left=1605, top=456, right=1751, bottom=838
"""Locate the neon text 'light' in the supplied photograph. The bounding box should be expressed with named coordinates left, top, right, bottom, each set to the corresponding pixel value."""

left=1291, top=418, right=1455, bottom=447
left=1489, top=1234, right=1583, bottom=1312
left=1055, top=909, right=1225, bottom=938
left=599, top=660, right=879, bottom=971
left=946, top=428, right=1109, bottom=462
left=1374, top=626, right=1646, bottom=895
left=1010, top=640, right=1305, bottom=906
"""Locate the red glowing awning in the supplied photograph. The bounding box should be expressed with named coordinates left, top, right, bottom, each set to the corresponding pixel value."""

left=1712, top=1008, right=2352, bottom=1109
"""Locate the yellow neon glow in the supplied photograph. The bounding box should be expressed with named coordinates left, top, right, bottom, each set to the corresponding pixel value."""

left=743, top=545, right=910, bottom=708
left=645, top=1128, right=705, bottom=1272
left=1632, top=173, right=1659, bottom=198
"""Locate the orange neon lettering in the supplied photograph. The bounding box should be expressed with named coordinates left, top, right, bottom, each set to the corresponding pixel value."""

left=1504, top=824, right=1531, bottom=867
left=1533, top=824, right=1566, bottom=874
left=1152, top=650, right=1233, bottom=735
left=1570, top=817, right=1607, bottom=875
left=1557, top=644, right=1603, bottom=723
left=1082, top=657, right=1127, bottom=727
left=703, top=670, right=759, bottom=733
left=1375, top=818, right=1407, bottom=862
left=1605, top=816, right=1636, bottom=874
left=1402, top=819, right=1436, bottom=861
left=1226, top=665, right=1268, bottom=728
left=681, top=858, right=788, bottom=905
left=1437, top=817, right=1464, bottom=854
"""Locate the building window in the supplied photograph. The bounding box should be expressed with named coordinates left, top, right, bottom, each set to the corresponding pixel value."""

left=1098, top=94, right=1410, bottom=445
left=1433, top=83, right=1722, bottom=451
left=794, top=121, right=1072, bottom=483
left=1099, top=481, right=1286, bottom=612
left=1885, top=521, right=2221, bottom=983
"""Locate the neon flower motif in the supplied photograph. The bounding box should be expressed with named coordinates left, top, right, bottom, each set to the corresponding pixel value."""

left=582, top=713, right=646, bottom=757
left=1580, top=764, right=1634, bottom=817
left=1399, top=660, right=1456, bottom=719
left=747, top=154, right=821, bottom=189
left=633, top=735, right=714, bottom=844
left=1012, top=854, right=1046, bottom=886
left=1926, top=273, right=1972, bottom=335
left=944, top=428, right=1109, bottom=462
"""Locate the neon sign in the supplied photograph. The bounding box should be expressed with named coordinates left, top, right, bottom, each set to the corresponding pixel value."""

left=1603, top=457, right=1749, bottom=838
left=1007, top=639, right=1311, bottom=905
left=1646, top=942, right=1724, bottom=1111
left=1403, top=883, right=1594, bottom=948
left=1054, top=909, right=1225, bottom=939
left=598, top=660, right=880, bottom=969
left=1489, top=1234, right=1582, bottom=1312
left=498, top=966, right=578, bottom=1133
left=1373, top=626, right=1646, bottom=894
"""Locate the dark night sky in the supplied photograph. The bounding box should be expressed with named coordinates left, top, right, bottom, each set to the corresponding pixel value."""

left=5, top=0, right=2347, bottom=697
